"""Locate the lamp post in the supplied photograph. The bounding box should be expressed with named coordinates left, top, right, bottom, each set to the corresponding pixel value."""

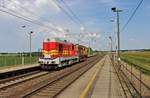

left=21, top=25, right=26, bottom=65
left=111, top=7, right=122, bottom=62
left=29, top=31, right=33, bottom=64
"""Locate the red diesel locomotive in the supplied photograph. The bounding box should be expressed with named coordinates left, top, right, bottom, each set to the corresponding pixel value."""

left=39, top=38, right=88, bottom=69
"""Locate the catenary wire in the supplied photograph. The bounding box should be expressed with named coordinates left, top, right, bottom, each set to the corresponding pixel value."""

left=0, top=8, right=59, bottom=31
left=59, top=0, right=83, bottom=26
left=52, top=0, right=81, bottom=26
left=121, top=0, right=144, bottom=32
left=7, top=0, right=58, bottom=28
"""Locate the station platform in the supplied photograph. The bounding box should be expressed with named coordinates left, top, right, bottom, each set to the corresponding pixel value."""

left=0, top=64, right=40, bottom=74
left=90, top=56, right=124, bottom=98
left=56, top=55, right=125, bottom=98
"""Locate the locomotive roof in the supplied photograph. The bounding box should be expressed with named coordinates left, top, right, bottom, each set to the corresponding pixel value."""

left=44, top=38, right=90, bottom=48
left=44, top=38, right=73, bottom=45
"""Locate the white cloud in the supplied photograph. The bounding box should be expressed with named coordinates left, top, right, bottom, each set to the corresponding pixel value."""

left=49, top=0, right=60, bottom=12
left=0, top=0, right=62, bottom=32
left=98, top=0, right=118, bottom=7
left=35, top=0, right=48, bottom=6
left=0, top=0, right=121, bottom=51
left=2, top=0, right=60, bottom=18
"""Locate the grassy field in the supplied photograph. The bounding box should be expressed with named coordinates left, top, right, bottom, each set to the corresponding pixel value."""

left=0, top=55, right=38, bottom=69
left=121, top=51, right=150, bottom=75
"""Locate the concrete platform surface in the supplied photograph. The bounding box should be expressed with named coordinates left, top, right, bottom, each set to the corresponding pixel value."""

left=56, top=56, right=106, bottom=98
left=91, top=56, right=125, bottom=98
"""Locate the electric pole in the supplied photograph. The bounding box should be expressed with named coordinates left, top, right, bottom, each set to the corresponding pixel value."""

left=29, top=31, right=33, bottom=64
left=111, top=7, right=122, bottom=61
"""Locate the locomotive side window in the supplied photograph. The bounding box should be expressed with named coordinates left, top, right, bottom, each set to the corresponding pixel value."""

left=59, top=44, right=63, bottom=52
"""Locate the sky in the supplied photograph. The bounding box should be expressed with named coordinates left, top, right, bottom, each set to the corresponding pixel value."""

left=0, top=0, right=149, bottom=52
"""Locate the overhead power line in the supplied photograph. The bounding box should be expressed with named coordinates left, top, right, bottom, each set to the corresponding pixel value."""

left=59, top=0, right=83, bottom=26
left=0, top=8, right=59, bottom=31
left=0, top=0, right=60, bottom=32
left=0, top=9, right=39, bottom=25
left=121, top=0, right=144, bottom=32
left=53, top=0, right=81, bottom=26
left=7, top=0, right=58, bottom=27
left=4, top=7, right=44, bottom=25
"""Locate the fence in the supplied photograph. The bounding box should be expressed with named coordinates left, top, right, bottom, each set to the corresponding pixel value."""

left=0, top=53, right=39, bottom=68
left=112, top=56, right=150, bottom=98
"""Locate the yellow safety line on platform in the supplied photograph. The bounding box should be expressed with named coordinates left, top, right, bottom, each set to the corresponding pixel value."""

left=79, top=59, right=104, bottom=98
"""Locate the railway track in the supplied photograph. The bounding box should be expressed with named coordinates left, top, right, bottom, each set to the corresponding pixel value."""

left=0, top=71, right=48, bottom=89
left=23, top=56, right=101, bottom=98
left=0, top=55, right=103, bottom=98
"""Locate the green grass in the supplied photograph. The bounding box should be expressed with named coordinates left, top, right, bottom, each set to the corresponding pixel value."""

left=121, top=52, right=150, bottom=75
left=0, top=55, right=38, bottom=69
